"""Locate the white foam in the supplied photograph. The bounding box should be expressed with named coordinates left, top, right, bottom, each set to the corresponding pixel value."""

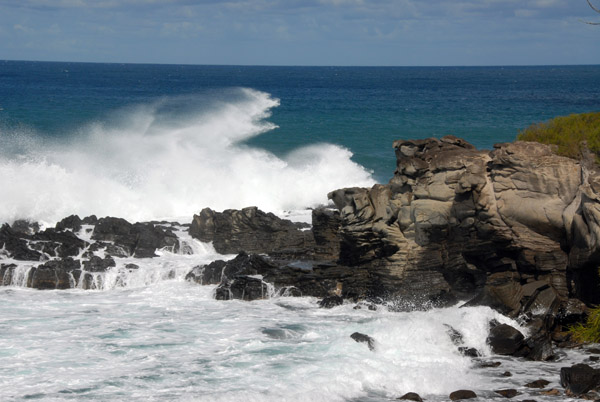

left=0, top=88, right=375, bottom=226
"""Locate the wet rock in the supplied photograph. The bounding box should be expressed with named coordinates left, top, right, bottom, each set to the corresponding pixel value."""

left=189, top=207, right=313, bottom=257
left=487, top=323, right=524, bottom=355
left=494, top=389, right=518, bottom=398
left=350, top=332, right=375, bottom=351
left=449, top=389, right=477, bottom=400
left=215, top=276, right=269, bottom=301
left=28, top=258, right=81, bottom=289
left=397, top=392, right=423, bottom=401
left=477, top=361, right=501, bottom=368
left=540, top=388, right=560, bottom=396
left=0, top=263, right=17, bottom=285
left=319, top=295, right=343, bottom=308
left=445, top=324, right=464, bottom=345
left=525, top=379, right=550, bottom=389
left=458, top=347, right=480, bottom=357
left=560, top=363, right=600, bottom=396
left=0, top=223, right=42, bottom=261
left=82, top=256, right=116, bottom=272
left=92, top=218, right=179, bottom=258
left=502, top=371, right=512, bottom=377
left=33, top=228, right=88, bottom=258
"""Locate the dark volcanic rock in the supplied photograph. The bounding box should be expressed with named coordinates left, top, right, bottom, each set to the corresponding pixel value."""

left=189, top=207, right=314, bottom=257
left=55, top=215, right=83, bottom=232
left=311, top=208, right=342, bottom=260
left=91, top=217, right=178, bottom=258
left=319, top=295, right=343, bottom=308
left=397, top=392, right=423, bottom=401
left=0, top=223, right=42, bottom=261
left=487, top=324, right=525, bottom=356
left=215, top=276, right=269, bottom=301
left=0, top=263, right=17, bottom=285
left=83, top=256, right=116, bottom=272
left=449, top=390, right=477, bottom=400
left=560, top=363, right=600, bottom=396
left=11, top=220, right=40, bottom=235
left=350, top=332, right=376, bottom=351
left=458, top=347, right=480, bottom=357
left=33, top=228, right=88, bottom=258
left=28, top=258, right=81, bottom=289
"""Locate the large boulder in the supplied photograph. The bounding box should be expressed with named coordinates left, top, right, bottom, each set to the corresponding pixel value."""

left=560, top=364, right=600, bottom=396
left=487, top=323, right=525, bottom=356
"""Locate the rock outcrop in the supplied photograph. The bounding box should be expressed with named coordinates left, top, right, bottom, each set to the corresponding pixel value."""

left=327, top=136, right=600, bottom=316
left=189, top=207, right=314, bottom=258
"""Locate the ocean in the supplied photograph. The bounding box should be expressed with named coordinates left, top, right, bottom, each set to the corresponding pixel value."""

left=1, top=61, right=600, bottom=401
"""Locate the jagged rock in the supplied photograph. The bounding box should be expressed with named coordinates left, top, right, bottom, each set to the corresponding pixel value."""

left=350, top=332, right=375, bottom=351
left=449, top=389, right=477, bottom=400
left=189, top=207, right=314, bottom=257
left=91, top=217, right=178, bottom=258
left=445, top=324, right=464, bottom=345
left=487, top=324, right=524, bottom=355
left=32, top=228, right=88, bottom=258
left=215, top=276, right=270, bottom=301
left=0, top=223, right=42, bottom=261
left=83, top=256, right=116, bottom=272
left=398, top=392, right=423, bottom=401
left=560, top=364, right=600, bottom=396
left=327, top=136, right=600, bottom=312
left=55, top=215, right=83, bottom=232
left=28, top=258, right=81, bottom=289
left=319, top=295, right=343, bottom=308
left=494, top=389, right=518, bottom=398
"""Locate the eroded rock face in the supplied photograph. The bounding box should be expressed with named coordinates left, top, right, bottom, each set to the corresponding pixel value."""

left=328, top=136, right=600, bottom=314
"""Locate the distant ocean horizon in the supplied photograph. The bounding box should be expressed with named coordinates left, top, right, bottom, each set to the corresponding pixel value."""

left=1, top=60, right=599, bottom=225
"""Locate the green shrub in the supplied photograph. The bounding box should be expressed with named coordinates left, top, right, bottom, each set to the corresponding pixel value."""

left=517, top=112, right=600, bottom=161
left=570, top=305, right=600, bottom=343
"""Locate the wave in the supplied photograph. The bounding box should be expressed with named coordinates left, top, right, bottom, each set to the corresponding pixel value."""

left=0, top=88, right=375, bottom=226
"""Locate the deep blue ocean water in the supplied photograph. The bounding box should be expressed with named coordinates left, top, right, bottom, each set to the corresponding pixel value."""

left=0, top=61, right=599, bottom=225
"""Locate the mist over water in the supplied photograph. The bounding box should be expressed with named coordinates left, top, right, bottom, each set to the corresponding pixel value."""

left=0, top=88, right=374, bottom=226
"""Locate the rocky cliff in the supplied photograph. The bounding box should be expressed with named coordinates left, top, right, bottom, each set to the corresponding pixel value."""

left=328, top=136, right=600, bottom=317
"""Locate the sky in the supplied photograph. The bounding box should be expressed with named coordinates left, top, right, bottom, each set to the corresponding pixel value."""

left=0, top=0, right=599, bottom=66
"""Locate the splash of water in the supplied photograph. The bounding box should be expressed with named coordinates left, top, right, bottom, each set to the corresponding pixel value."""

left=0, top=88, right=375, bottom=226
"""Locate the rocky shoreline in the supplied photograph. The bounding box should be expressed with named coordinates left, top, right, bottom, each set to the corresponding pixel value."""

left=2, top=136, right=600, bottom=399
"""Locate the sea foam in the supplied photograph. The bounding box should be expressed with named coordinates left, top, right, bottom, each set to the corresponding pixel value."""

left=0, top=88, right=375, bottom=226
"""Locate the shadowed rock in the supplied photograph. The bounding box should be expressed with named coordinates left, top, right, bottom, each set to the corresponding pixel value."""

left=449, top=390, right=477, bottom=400
left=560, top=363, right=600, bottom=396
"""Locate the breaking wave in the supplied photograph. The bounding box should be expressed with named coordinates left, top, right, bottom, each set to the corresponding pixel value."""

left=0, top=88, right=375, bottom=226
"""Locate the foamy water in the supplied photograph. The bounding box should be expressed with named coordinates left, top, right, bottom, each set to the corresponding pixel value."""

left=0, top=88, right=374, bottom=227
left=0, top=231, right=592, bottom=401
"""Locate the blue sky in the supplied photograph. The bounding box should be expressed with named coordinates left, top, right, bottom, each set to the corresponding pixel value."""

left=1, top=0, right=599, bottom=66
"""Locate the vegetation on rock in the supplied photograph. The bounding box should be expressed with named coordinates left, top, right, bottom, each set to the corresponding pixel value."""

left=517, top=112, right=600, bottom=162
left=570, top=305, right=600, bottom=343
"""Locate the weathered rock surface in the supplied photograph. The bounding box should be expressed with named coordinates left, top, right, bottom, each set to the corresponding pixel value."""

left=327, top=136, right=600, bottom=315
left=350, top=332, right=376, bottom=351
left=449, top=390, right=477, bottom=400
left=189, top=207, right=314, bottom=257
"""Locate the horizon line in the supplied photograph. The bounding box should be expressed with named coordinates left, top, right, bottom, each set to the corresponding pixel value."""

left=2, top=58, right=600, bottom=69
